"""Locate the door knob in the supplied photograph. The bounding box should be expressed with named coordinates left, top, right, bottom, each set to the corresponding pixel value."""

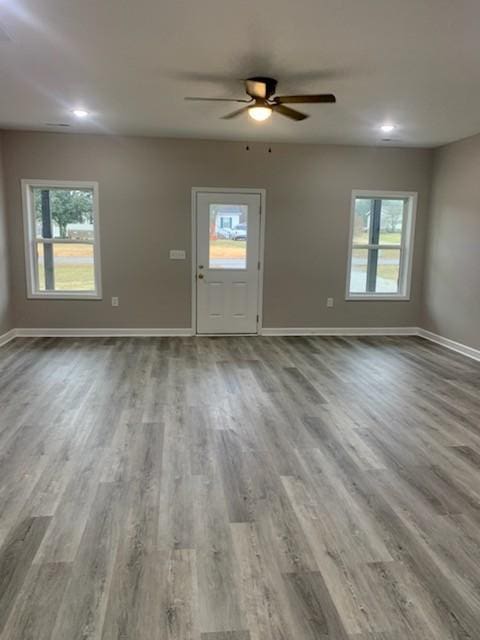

left=198, top=273, right=204, bottom=279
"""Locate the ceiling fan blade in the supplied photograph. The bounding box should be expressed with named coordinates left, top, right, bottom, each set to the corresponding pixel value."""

left=272, top=104, right=308, bottom=121
left=245, top=79, right=267, bottom=99
left=221, top=106, right=250, bottom=119
left=275, top=94, right=336, bottom=104
left=184, top=97, right=250, bottom=103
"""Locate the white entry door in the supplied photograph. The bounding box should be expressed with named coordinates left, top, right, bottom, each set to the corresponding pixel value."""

left=195, top=191, right=262, bottom=334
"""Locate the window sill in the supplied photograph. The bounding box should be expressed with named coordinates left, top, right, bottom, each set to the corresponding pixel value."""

left=346, top=294, right=411, bottom=301
left=28, top=292, right=102, bottom=300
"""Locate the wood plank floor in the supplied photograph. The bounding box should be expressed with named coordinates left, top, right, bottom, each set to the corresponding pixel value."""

left=0, top=335, right=480, bottom=639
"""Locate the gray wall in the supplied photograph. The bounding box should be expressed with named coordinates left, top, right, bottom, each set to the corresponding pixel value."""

left=2, top=131, right=433, bottom=329
left=0, top=133, right=12, bottom=335
left=422, top=134, right=480, bottom=350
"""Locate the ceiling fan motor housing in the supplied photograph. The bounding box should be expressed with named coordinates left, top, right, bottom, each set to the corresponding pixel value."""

left=246, top=77, right=278, bottom=99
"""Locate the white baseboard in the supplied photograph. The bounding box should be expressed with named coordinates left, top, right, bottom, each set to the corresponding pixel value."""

left=261, top=326, right=480, bottom=362
left=418, top=328, right=480, bottom=362
left=0, top=329, right=17, bottom=347
left=3, top=326, right=479, bottom=362
left=15, top=327, right=194, bottom=338
left=260, top=326, right=419, bottom=336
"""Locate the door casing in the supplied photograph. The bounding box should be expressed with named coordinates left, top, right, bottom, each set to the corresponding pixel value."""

left=191, top=187, right=266, bottom=335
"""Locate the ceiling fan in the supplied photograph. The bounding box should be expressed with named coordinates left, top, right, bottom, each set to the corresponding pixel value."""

left=185, top=76, right=336, bottom=122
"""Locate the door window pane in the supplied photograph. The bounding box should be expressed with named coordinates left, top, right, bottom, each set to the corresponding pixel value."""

left=376, top=249, right=401, bottom=293
left=37, top=243, right=95, bottom=291
left=209, top=204, right=248, bottom=269
left=349, top=248, right=368, bottom=293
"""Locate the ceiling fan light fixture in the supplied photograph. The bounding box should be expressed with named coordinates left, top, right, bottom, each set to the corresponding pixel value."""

left=185, top=77, right=336, bottom=122
left=248, top=104, right=272, bottom=121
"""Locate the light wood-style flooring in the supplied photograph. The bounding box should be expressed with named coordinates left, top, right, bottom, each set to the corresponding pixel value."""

left=1, top=335, right=480, bottom=639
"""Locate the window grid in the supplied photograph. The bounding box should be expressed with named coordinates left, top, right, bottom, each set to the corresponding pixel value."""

left=347, top=191, right=416, bottom=300
left=353, top=198, right=404, bottom=293
left=22, top=180, right=102, bottom=299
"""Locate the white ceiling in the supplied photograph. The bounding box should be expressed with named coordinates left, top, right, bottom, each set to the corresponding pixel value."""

left=1, top=0, right=480, bottom=147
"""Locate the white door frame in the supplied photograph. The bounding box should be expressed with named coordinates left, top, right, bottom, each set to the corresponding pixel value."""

left=191, top=187, right=266, bottom=335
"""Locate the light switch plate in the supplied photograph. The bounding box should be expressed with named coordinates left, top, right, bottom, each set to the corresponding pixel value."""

left=169, top=249, right=186, bottom=260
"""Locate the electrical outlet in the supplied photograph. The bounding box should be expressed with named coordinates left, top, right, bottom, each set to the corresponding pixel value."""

left=326, top=297, right=334, bottom=308
left=111, top=296, right=119, bottom=307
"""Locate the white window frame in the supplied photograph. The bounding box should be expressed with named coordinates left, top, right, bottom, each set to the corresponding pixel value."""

left=22, top=179, right=102, bottom=299
left=346, top=189, right=417, bottom=301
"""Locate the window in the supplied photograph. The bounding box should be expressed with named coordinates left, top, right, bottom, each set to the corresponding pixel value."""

left=346, top=190, right=417, bottom=299
left=220, top=217, right=233, bottom=229
left=22, top=180, right=101, bottom=298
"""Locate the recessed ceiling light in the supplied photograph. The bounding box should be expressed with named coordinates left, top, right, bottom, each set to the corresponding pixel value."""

left=380, top=123, right=395, bottom=133
left=72, top=109, right=89, bottom=118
